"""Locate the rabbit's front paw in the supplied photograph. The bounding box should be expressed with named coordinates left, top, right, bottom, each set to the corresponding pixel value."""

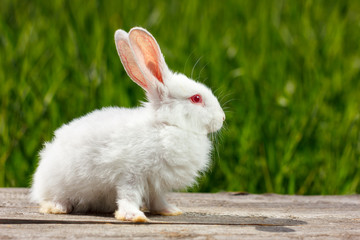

left=115, top=209, right=148, bottom=222
left=115, top=199, right=149, bottom=222
left=151, top=204, right=183, bottom=216
left=39, top=201, right=73, bottom=214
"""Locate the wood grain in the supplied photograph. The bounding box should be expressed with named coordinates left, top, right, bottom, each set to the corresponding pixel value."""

left=1, top=188, right=359, bottom=239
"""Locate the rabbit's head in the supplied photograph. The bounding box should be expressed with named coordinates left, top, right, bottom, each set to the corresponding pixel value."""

left=115, top=27, right=225, bottom=134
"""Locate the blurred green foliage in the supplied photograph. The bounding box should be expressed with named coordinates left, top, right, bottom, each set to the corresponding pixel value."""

left=1, top=0, right=359, bottom=194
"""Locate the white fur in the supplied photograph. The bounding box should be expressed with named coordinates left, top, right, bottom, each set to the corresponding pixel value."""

left=31, top=27, right=225, bottom=222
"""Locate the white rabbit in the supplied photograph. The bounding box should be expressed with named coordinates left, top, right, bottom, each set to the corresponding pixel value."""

left=30, top=27, right=225, bottom=222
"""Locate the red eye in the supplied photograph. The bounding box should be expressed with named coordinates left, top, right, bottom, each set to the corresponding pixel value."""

left=190, top=94, right=203, bottom=104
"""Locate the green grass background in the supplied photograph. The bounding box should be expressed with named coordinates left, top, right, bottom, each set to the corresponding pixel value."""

left=1, top=0, right=359, bottom=194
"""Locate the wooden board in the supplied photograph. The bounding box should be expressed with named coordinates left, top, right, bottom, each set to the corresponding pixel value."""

left=1, top=188, right=359, bottom=239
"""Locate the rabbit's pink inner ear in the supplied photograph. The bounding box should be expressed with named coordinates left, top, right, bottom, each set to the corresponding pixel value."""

left=130, top=30, right=164, bottom=84
left=147, top=61, right=162, bottom=84
left=116, top=39, right=148, bottom=90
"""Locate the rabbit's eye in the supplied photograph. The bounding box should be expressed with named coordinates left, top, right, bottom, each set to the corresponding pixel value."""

left=190, top=94, right=203, bottom=105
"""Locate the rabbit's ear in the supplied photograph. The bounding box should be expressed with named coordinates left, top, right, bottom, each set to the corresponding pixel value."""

left=115, top=29, right=150, bottom=90
left=128, top=27, right=167, bottom=86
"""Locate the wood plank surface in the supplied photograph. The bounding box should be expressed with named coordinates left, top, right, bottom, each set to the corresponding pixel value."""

left=0, top=188, right=359, bottom=239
